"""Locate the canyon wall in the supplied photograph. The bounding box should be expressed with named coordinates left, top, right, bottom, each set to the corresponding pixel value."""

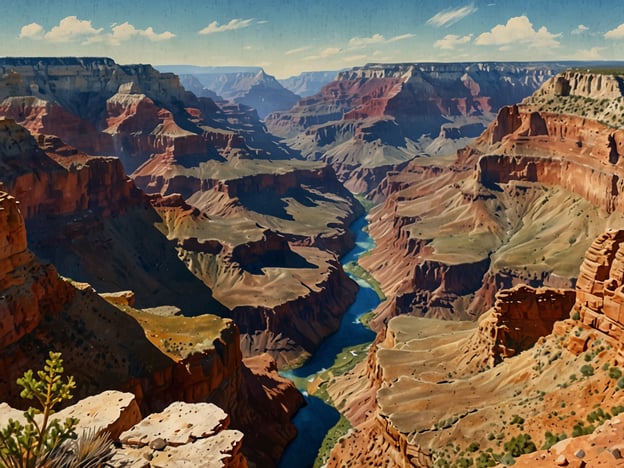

left=328, top=237, right=624, bottom=466
left=0, top=187, right=303, bottom=467
left=360, top=71, right=624, bottom=323
left=266, top=62, right=565, bottom=192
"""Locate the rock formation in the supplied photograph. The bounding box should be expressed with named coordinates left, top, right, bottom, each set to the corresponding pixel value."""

left=266, top=62, right=565, bottom=192
left=0, top=57, right=364, bottom=365
left=359, top=69, right=624, bottom=323
left=0, top=391, right=247, bottom=467
left=0, top=189, right=73, bottom=349
left=326, top=229, right=624, bottom=466
left=573, top=229, right=624, bottom=345
left=0, top=117, right=222, bottom=314
left=0, top=186, right=303, bottom=466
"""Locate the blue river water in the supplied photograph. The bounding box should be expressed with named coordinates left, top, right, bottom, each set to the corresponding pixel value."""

left=278, top=216, right=380, bottom=468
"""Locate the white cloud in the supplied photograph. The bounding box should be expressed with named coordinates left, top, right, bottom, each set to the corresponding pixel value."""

left=475, top=16, right=561, bottom=49
left=320, top=47, right=341, bottom=57
left=18, top=16, right=174, bottom=46
left=109, top=22, right=175, bottom=44
left=348, top=33, right=416, bottom=49
left=304, top=47, right=342, bottom=61
left=434, top=34, right=473, bottom=50
left=344, top=54, right=367, bottom=63
left=44, top=16, right=103, bottom=43
left=572, top=24, right=589, bottom=35
left=574, top=47, right=606, bottom=59
left=285, top=46, right=311, bottom=55
left=605, top=24, right=624, bottom=40
left=19, top=22, right=44, bottom=39
left=198, top=18, right=255, bottom=35
left=427, top=4, right=478, bottom=27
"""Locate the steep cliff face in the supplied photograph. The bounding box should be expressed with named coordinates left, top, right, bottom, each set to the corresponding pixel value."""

left=360, top=71, right=624, bottom=324
left=0, top=190, right=303, bottom=467
left=0, top=117, right=221, bottom=314
left=0, top=57, right=293, bottom=173
left=327, top=232, right=624, bottom=466
left=266, top=62, right=564, bottom=192
left=137, top=158, right=362, bottom=366
left=0, top=190, right=73, bottom=349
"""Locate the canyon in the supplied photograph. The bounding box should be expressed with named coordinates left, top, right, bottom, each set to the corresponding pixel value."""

left=4, top=56, right=624, bottom=468
left=266, top=62, right=569, bottom=193
left=313, top=68, right=624, bottom=467
left=0, top=57, right=364, bottom=367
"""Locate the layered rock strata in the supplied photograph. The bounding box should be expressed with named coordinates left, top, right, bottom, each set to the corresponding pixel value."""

left=267, top=62, right=564, bottom=192
left=0, top=58, right=363, bottom=364
left=0, top=57, right=293, bottom=173
left=139, top=159, right=362, bottom=366
left=0, top=117, right=222, bottom=314
left=0, top=189, right=302, bottom=466
left=327, top=227, right=624, bottom=466
left=361, top=71, right=624, bottom=323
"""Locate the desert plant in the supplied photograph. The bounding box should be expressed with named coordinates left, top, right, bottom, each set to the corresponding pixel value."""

left=46, top=428, right=114, bottom=468
left=0, top=351, right=78, bottom=468
left=609, top=367, right=622, bottom=379
left=503, top=433, right=536, bottom=457
left=580, top=364, right=594, bottom=377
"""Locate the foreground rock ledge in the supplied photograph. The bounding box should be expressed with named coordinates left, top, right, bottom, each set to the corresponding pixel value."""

left=0, top=391, right=247, bottom=468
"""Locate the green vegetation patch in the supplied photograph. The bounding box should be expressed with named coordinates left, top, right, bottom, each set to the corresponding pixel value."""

left=343, top=261, right=386, bottom=300
left=313, top=415, right=352, bottom=468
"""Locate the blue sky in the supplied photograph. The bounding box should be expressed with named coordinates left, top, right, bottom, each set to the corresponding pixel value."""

left=2, top=0, right=624, bottom=78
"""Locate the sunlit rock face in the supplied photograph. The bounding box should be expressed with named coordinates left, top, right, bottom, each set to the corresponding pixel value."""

left=266, top=62, right=564, bottom=193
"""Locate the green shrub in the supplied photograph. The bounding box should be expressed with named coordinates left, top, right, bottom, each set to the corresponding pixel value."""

left=609, top=367, right=622, bottom=379
left=580, top=364, right=594, bottom=377
left=612, top=405, right=624, bottom=416
left=510, top=414, right=525, bottom=425
left=476, top=452, right=496, bottom=467
left=542, top=431, right=559, bottom=450
left=0, top=352, right=78, bottom=468
left=468, top=442, right=480, bottom=453
left=504, top=433, right=536, bottom=457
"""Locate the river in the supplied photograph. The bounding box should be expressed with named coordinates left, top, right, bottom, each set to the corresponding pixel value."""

left=278, top=215, right=380, bottom=467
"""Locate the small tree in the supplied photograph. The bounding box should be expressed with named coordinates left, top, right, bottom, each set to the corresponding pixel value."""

left=0, top=351, right=78, bottom=468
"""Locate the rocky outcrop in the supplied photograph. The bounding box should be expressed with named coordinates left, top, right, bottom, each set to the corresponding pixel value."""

left=117, top=400, right=247, bottom=468
left=0, top=391, right=247, bottom=468
left=533, top=70, right=624, bottom=101
left=460, top=285, right=575, bottom=370
left=0, top=190, right=74, bottom=349
left=573, top=229, right=624, bottom=345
